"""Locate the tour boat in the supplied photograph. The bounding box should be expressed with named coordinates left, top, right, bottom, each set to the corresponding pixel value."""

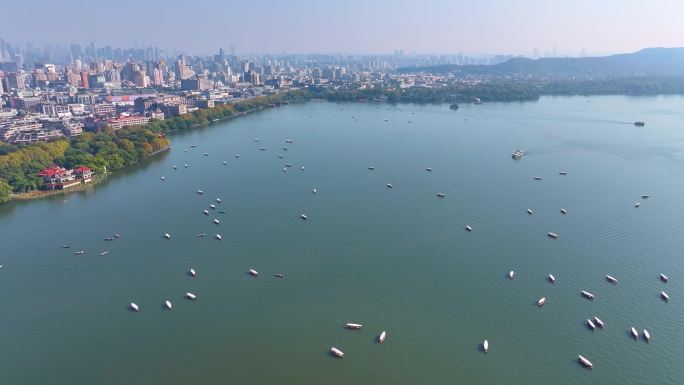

left=345, top=323, right=363, bottom=329
left=129, top=303, right=139, bottom=311
left=300, top=213, right=308, bottom=221
left=533, top=177, right=543, bottom=180
left=330, top=347, right=344, bottom=358
left=273, top=273, right=284, bottom=278
left=74, top=250, right=85, bottom=255
left=593, top=317, right=604, bottom=328
left=581, top=291, right=594, bottom=300
left=560, top=208, right=567, bottom=214
left=249, top=269, right=258, bottom=276
left=99, top=251, right=110, bottom=256
left=643, top=329, right=650, bottom=341
left=378, top=331, right=387, bottom=343
left=547, top=232, right=559, bottom=239
left=606, top=275, right=618, bottom=284
left=189, top=268, right=196, bottom=277
left=527, top=209, right=534, bottom=215
left=465, top=225, right=473, bottom=232
left=387, top=183, right=393, bottom=188
left=215, top=234, right=222, bottom=240
left=483, top=339, right=489, bottom=352
left=630, top=327, right=638, bottom=339
left=203, top=210, right=209, bottom=215
left=578, top=355, right=593, bottom=369
left=587, top=319, right=596, bottom=330
left=661, top=291, right=670, bottom=301
left=508, top=270, right=515, bottom=279
left=213, top=219, right=220, bottom=224
left=548, top=274, right=556, bottom=283
left=164, top=300, right=172, bottom=310
left=660, top=274, right=668, bottom=282
left=186, top=292, right=197, bottom=300
left=437, top=193, right=446, bottom=198
left=164, top=233, right=171, bottom=239
left=538, top=297, right=546, bottom=307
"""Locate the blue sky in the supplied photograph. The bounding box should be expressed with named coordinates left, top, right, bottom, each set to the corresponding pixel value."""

left=2, top=0, right=683, bottom=55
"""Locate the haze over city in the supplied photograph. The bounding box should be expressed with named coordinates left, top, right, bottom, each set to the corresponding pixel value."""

left=3, top=0, right=684, bottom=55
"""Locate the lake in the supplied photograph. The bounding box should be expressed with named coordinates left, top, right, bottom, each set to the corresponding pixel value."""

left=1, top=95, right=683, bottom=385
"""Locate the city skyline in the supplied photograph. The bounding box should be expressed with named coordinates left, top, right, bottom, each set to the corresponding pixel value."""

left=2, top=0, right=683, bottom=56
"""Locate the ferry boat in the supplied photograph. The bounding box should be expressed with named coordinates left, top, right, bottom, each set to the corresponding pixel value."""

left=483, top=339, right=489, bottom=352
left=660, top=274, right=669, bottom=282
left=606, top=275, right=618, bottom=284
left=581, top=291, right=594, bottom=300
left=630, top=327, right=638, bottom=339
left=330, top=347, right=344, bottom=358
left=594, top=317, right=604, bottom=328
left=186, top=292, right=197, bottom=300
left=378, top=331, right=387, bottom=343
left=578, top=355, right=593, bottom=369
left=512, top=150, right=525, bottom=159
left=345, top=323, right=363, bottom=329
left=164, top=300, right=173, bottom=310
left=634, top=121, right=645, bottom=126
left=129, top=303, right=139, bottom=311
left=547, top=232, right=559, bottom=239
left=548, top=274, right=556, bottom=283
left=538, top=297, right=546, bottom=307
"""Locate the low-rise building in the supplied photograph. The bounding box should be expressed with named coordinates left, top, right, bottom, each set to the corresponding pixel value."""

left=37, top=166, right=92, bottom=189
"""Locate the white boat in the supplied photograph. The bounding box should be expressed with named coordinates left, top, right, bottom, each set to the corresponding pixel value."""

left=548, top=274, right=556, bottom=283
left=164, top=233, right=171, bottom=239
left=635, top=202, right=640, bottom=208
left=560, top=208, right=567, bottom=214
left=630, top=327, right=638, bottom=339
left=587, top=319, right=596, bottom=330
left=203, top=210, right=209, bottom=215
left=593, top=317, right=604, bottom=328
left=301, top=167, right=305, bottom=170
left=538, top=297, right=546, bottom=307
left=210, top=204, right=216, bottom=209
left=186, top=292, right=197, bottom=300
left=661, top=291, right=670, bottom=301
left=426, top=168, right=432, bottom=172
left=184, top=164, right=189, bottom=168
left=189, top=268, right=196, bottom=277
left=465, top=225, right=472, bottom=232
left=660, top=274, right=668, bottom=282
left=578, top=355, right=593, bottom=369
left=345, top=323, right=363, bottom=329
left=378, top=331, right=387, bottom=343
left=642, top=194, right=651, bottom=199
left=387, top=183, right=393, bottom=188
left=285, top=139, right=294, bottom=143
left=606, top=275, right=618, bottom=284
left=300, top=213, right=308, bottom=221
left=216, top=198, right=221, bottom=203
left=283, top=168, right=287, bottom=172
left=527, top=209, right=534, bottom=215
left=99, top=251, right=110, bottom=256
left=161, top=176, right=165, bottom=181
left=312, top=188, right=317, bottom=194
left=249, top=269, right=258, bottom=276
left=483, top=339, right=489, bottom=353
left=223, top=161, right=227, bottom=165
left=330, top=347, right=344, bottom=358
left=643, top=329, right=650, bottom=341
left=581, top=291, right=594, bottom=300
left=129, top=303, right=139, bottom=311
left=173, top=165, right=177, bottom=169
left=61, top=244, right=70, bottom=248
left=213, top=219, right=220, bottom=224
left=197, top=190, right=203, bottom=195
left=164, top=300, right=173, bottom=310
left=74, top=250, right=85, bottom=255
left=215, top=234, right=222, bottom=240
left=547, top=232, right=559, bottom=239
left=508, top=270, right=515, bottom=279
left=197, top=233, right=207, bottom=238
left=436, top=193, right=446, bottom=198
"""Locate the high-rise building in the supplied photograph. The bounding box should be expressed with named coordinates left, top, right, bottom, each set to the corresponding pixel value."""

left=7, top=72, right=26, bottom=90
left=80, top=70, right=89, bottom=88
left=133, top=70, right=149, bottom=88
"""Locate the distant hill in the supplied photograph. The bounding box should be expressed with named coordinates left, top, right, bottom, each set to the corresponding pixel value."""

left=397, top=48, right=684, bottom=77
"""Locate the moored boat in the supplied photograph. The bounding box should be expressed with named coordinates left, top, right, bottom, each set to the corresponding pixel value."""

left=547, top=232, right=559, bottom=239
left=581, top=291, right=594, bottom=300
left=483, top=339, right=489, bottom=352
left=213, top=219, right=220, bottom=224
left=346, top=323, right=363, bottom=329
left=660, top=274, right=668, bottom=282
left=387, top=183, right=393, bottom=188
left=538, top=297, right=546, bottom=307
left=215, top=234, right=222, bottom=240
left=548, top=274, right=556, bottom=283
left=330, top=347, right=344, bottom=358
left=593, top=317, right=604, bottom=328
left=189, top=268, right=196, bottom=277
left=606, top=275, right=618, bottom=284
left=643, top=329, right=650, bottom=341
left=164, top=233, right=171, bottom=239
left=527, top=209, right=534, bottom=215
left=164, top=300, right=172, bottom=310
left=587, top=319, right=596, bottom=330
left=129, top=303, right=139, bottom=311
left=578, top=355, right=593, bottom=369
left=661, top=291, right=670, bottom=301
left=378, top=331, right=387, bottom=343
left=630, top=327, right=638, bottom=339
left=465, top=225, right=473, bottom=232
left=186, top=292, right=197, bottom=300
left=560, top=208, right=567, bottom=214
left=249, top=269, right=258, bottom=276
left=508, top=270, right=515, bottom=279
left=300, top=213, right=308, bottom=221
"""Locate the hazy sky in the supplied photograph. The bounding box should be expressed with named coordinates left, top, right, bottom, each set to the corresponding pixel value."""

left=2, top=0, right=683, bottom=55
